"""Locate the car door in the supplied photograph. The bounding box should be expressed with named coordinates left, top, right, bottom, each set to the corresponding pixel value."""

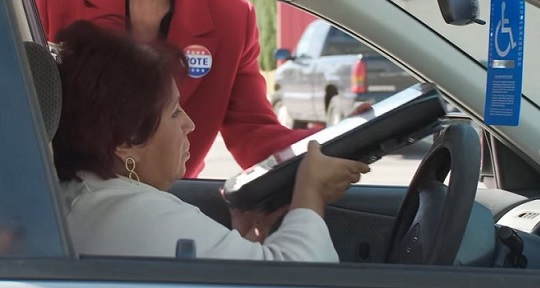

left=281, top=20, right=327, bottom=122
left=5, top=0, right=540, bottom=287
left=277, top=0, right=540, bottom=267
left=0, top=0, right=68, bottom=258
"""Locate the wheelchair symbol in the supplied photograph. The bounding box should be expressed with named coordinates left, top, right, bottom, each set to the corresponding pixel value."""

left=495, top=1, right=517, bottom=57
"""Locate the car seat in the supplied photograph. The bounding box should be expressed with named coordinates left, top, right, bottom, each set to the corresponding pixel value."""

left=23, top=41, right=62, bottom=142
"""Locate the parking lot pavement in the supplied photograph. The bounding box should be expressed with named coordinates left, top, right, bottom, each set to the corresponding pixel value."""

left=198, top=134, right=242, bottom=179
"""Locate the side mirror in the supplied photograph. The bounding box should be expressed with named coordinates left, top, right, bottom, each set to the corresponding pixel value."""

left=273, top=48, right=293, bottom=61
left=437, top=0, right=486, bottom=25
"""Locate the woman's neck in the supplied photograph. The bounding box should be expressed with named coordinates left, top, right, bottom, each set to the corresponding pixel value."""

left=128, top=0, right=172, bottom=42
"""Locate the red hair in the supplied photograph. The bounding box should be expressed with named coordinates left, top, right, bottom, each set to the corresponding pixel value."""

left=53, top=20, right=187, bottom=181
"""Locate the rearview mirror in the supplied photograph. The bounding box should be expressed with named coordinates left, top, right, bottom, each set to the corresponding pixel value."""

left=438, top=0, right=486, bottom=25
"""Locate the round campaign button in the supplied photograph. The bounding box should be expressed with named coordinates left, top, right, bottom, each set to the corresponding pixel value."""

left=183, top=45, right=213, bottom=78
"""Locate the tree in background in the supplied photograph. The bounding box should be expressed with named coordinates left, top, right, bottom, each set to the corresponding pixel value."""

left=249, top=0, right=277, bottom=71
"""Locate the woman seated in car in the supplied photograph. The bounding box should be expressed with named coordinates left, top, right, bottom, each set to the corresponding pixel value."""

left=52, top=20, right=370, bottom=261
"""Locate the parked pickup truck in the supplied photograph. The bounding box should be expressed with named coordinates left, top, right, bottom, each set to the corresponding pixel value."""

left=272, top=19, right=418, bottom=128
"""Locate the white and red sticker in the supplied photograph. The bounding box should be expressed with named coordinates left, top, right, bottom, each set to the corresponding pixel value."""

left=183, top=45, right=212, bottom=78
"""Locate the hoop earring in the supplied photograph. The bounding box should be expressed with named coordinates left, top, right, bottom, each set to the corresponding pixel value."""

left=125, top=157, right=140, bottom=185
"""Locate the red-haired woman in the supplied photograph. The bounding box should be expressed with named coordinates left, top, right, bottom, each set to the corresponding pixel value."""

left=53, top=20, right=370, bottom=261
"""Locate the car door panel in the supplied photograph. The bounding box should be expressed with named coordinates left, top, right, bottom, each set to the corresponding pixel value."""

left=280, top=20, right=329, bottom=122
left=325, top=206, right=394, bottom=263
left=2, top=258, right=540, bottom=287
left=168, top=180, right=539, bottom=267
left=169, top=180, right=406, bottom=263
left=168, top=179, right=232, bottom=229
left=327, top=185, right=407, bottom=262
left=284, top=58, right=318, bottom=120
left=169, top=180, right=407, bottom=219
left=298, top=58, right=318, bottom=120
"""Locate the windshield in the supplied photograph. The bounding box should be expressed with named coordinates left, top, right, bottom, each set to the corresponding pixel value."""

left=391, top=0, right=540, bottom=107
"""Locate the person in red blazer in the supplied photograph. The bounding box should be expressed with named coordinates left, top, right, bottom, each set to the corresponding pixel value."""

left=37, top=0, right=317, bottom=178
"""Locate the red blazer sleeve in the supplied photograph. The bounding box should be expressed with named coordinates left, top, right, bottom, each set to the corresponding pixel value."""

left=220, top=3, right=316, bottom=169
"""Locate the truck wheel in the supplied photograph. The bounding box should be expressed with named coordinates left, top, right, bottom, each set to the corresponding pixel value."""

left=326, top=97, right=344, bottom=127
left=273, top=99, right=307, bottom=129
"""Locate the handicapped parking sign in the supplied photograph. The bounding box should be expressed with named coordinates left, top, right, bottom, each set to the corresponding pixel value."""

left=485, top=0, right=525, bottom=126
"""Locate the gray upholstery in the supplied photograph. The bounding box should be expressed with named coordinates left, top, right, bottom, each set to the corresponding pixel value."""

left=24, top=41, right=62, bottom=141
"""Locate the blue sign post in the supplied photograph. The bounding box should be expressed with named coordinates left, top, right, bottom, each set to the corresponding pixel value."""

left=485, top=0, right=525, bottom=126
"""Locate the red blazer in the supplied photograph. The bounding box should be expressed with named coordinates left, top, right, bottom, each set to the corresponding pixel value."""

left=37, top=0, right=314, bottom=178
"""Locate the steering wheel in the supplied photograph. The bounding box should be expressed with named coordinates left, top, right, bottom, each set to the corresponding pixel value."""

left=386, top=123, right=481, bottom=265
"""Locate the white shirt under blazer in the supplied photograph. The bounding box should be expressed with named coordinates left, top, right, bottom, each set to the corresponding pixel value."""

left=60, top=171, right=339, bottom=262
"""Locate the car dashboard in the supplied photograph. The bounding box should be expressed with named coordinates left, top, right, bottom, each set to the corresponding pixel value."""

left=466, top=188, right=540, bottom=269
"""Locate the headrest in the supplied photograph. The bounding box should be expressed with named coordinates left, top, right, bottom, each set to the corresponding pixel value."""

left=23, top=41, right=62, bottom=141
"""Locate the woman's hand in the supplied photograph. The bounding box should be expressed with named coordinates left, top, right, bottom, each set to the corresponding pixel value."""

left=231, top=140, right=369, bottom=241
left=347, top=102, right=372, bottom=117
left=230, top=206, right=289, bottom=243
left=291, top=141, right=370, bottom=216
